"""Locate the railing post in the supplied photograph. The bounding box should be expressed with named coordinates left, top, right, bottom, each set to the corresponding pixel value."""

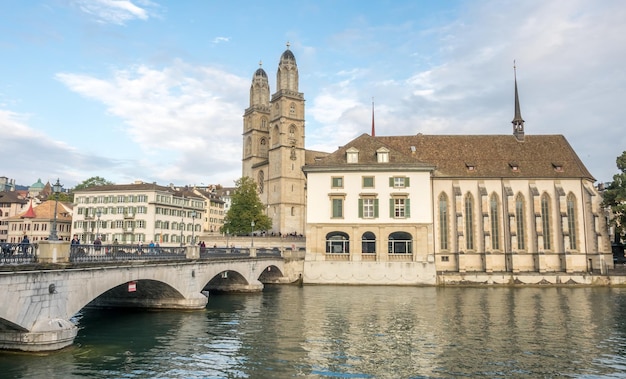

left=38, top=241, right=70, bottom=264
left=249, top=247, right=257, bottom=257
left=186, top=245, right=200, bottom=259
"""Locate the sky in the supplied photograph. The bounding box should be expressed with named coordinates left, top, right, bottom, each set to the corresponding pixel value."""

left=2, top=0, right=625, bottom=189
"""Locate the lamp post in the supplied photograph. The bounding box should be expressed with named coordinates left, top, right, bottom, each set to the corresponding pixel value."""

left=251, top=220, right=255, bottom=248
left=191, top=211, right=197, bottom=245
left=226, top=228, right=229, bottom=249
left=48, top=179, right=63, bottom=241
left=96, top=208, right=102, bottom=239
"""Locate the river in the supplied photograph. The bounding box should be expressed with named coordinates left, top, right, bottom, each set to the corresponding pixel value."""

left=1, top=285, right=626, bottom=378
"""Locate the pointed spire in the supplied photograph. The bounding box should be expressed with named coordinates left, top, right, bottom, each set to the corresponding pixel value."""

left=371, top=97, right=376, bottom=137
left=512, top=60, right=525, bottom=141
left=22, top=199, right=36, bottom=219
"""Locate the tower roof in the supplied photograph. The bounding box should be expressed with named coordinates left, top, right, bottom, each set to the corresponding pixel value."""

left=280, top=42, right=296, bottom=63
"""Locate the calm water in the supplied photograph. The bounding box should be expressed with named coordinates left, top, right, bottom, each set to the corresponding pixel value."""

left=2, top=286, right=626, bottom=378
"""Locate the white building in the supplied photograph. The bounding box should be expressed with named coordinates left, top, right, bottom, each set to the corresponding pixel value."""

left=301, top=78, right=611, bottom=284
left=72, top=182, right=205, bottom=246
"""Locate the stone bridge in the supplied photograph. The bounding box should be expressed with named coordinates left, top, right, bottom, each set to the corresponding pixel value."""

left=0, top=241, right=303, bottom=352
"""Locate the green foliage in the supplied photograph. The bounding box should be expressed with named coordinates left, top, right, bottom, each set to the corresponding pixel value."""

left=602, top=151, right=626, bottom=243
left=73, top=176, right=113, bottom=191
left=221, top=177, right=272, bottom=235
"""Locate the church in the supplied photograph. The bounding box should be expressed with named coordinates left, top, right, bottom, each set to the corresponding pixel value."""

left=242, top=45, right=612, bottom=284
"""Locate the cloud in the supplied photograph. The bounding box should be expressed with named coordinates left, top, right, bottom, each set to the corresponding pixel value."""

left=0, top=109, right=129, bottom=186
left=307, top=0, right=626, bottom=182
left=71, top=0, right=157, bottom=25
left=55, top=60, right=249, bottom=185
left=212, top=37, right=230, bottom=44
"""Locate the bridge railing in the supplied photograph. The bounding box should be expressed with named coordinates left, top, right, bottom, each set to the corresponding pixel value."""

left=0, top=243, right=36, bottom=265
left=69, top=244, right=187, bottom=263
left=200, top=247, right=251, bottom=259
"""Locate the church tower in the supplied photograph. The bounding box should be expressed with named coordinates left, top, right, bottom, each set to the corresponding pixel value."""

left=242, top=43, right=307, bottom=235
left=242, top=62, right=270, bottom=180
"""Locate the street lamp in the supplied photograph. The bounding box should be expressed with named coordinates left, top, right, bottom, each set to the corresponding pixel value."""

left=96, top=208, right=102, bottom=239
left=191, top=211, right=197, bottom=245
left=251, top=220, right=255, bottom=248
left=226, top=228, right=229, bottom=249
left=48, top=179, right=63, bottom=241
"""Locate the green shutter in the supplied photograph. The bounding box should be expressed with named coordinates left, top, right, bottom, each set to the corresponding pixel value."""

left=358, top=199, right=363, bottom=218
left=405, top=177, right=410, bottom=187
left=389, top=199, right=394, bottom=218
left=389, top=177, right=394, bottom=187
left=374, top=199, right=379, bottom=218
left=405, top=199, right=411, bottom=217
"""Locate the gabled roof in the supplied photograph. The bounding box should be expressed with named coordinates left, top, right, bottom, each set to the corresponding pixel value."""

left=0, top=191, right=28, bottom=205
left=304, top=133, right=594, bottom=180
left=9, top=200, right=72, bottom=221
left=303, top=133, right=434, bottom=173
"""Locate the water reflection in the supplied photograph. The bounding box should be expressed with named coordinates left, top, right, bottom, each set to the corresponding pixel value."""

left=1, top=286, right=626, bottom=378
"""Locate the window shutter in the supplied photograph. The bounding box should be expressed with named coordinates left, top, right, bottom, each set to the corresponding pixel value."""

left=374, top=199, right=379, bottom=218
left=358, top=199, right=363, bottom=218
left=405, top=199, right=411, bottom=217
left=389, top=199, right=394, bottom=218
left=389, top=177, right=394, bottom=187
left=405, top=177, right=410, bottom=187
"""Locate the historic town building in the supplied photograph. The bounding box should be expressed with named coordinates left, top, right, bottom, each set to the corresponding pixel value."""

left=6, top=199, right=73, bottom=243
left=300, top=68, right=611, bottom=284
left=72, top=182, right=205, bottom=246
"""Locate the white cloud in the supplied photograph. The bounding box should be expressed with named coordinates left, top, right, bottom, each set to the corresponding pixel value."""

left=212, top=37, right=230, bottom=44
left=71, top=0, right=157, bottom=25
left=55, top=60, right=249, bottom=185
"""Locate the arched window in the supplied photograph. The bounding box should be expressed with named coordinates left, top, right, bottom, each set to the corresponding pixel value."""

left=289, top=103, right=296, bottom=116
left=439, top=193, right=449, bottom=250
left=260, top=138, right=268, bottom=157
left=464, top=193, right=474, bottom=250
left=567, top=193, right=577, bottom=250
left=362, top=232, right=376, bottom=254
left=258, top=171, right=264, bottom=194
left=490, top=193, right=500, bottom=250
left=326, top=232, right=350, bottom=254
left=515, top=193, right=526, bottom=250
left=291, top=207, right=295, bottom=216
left=289, top=125, right=296, bottom=138
left=388, top=231, right=413, bottom=254
left=541, top=194, right=551, bottom=250
left=261, top=118, right=267, bottom=129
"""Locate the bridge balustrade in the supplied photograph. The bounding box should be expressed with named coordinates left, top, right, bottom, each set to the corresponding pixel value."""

left=69, top=244, right=187, bottom=263
left=200, top=247, right=251, bottom=259
left=0, top=243, right=36, bottom=265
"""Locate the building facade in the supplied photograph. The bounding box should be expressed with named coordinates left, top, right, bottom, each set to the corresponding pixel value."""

left=301, top=73, right=611, bottom=284
left=72, top=182, right=205, bottom=246
left=6, top=199, right=73, bottom=243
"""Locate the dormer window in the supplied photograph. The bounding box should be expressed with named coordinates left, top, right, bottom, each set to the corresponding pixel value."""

left=465, top=162, right=476, bottom=171
left=377, top=147, right=390, bottom=163
left=509, top=162, right=519, bottom=172
left=346, top=147, right=359, bottom=164
left=552, top=163, right=563, bottom=172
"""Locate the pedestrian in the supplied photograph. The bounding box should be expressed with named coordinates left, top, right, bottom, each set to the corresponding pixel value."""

left=20, top=235, right=30, bottom=254
left=71, top=234, right=80, bottom=245
left=94, top=237, right=102, bottom=252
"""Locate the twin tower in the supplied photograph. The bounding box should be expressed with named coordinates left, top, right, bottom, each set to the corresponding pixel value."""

left=242, top=44, right=307, bottom=236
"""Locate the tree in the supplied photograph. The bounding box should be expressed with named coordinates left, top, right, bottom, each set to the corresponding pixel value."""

left=602, top=151, right=626, bottom=244
left=73, top=176, right=113, bottom=191
left=222, top=177, right=271, bottom=235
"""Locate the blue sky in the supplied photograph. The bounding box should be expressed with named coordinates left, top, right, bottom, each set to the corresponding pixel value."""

left=2, top=0, right=625, bottom=188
